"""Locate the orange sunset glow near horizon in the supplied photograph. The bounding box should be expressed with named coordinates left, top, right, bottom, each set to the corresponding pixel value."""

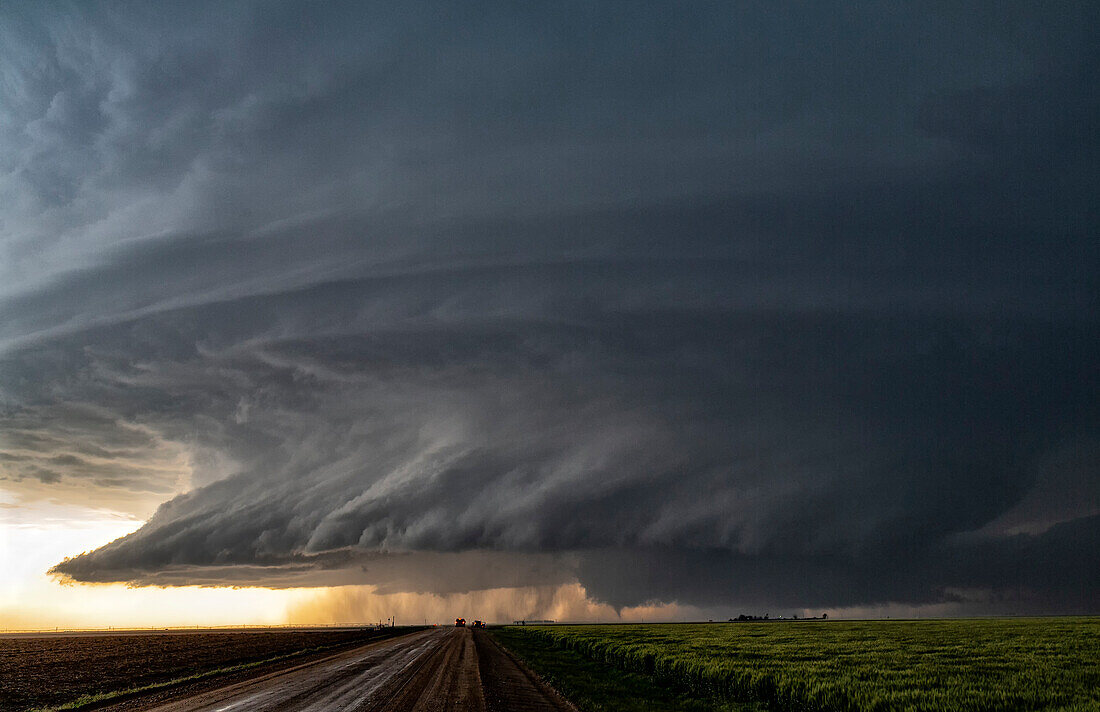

left=1, top=490, right=706, bottom=631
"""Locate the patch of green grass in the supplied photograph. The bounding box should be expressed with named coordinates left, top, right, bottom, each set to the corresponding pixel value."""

left=500, top=618, right=1100, bottom=712
left=491, top=627, right=763, bottom=712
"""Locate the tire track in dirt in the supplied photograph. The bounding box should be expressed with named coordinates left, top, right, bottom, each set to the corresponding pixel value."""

left=102, top=627, right=574, bottom=711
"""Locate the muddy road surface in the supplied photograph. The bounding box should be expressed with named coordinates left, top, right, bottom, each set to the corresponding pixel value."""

left=106, top=627, right=575, bottom=712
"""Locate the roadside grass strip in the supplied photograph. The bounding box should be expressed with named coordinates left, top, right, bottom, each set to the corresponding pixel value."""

left=502, top=618, right=1100, bottom=712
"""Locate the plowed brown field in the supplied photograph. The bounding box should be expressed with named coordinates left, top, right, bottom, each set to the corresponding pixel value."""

left=0, top=627, right=408, bottom=711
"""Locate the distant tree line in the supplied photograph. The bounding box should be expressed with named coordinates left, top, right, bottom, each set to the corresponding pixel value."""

left=729, top=613, right=828, bottom=621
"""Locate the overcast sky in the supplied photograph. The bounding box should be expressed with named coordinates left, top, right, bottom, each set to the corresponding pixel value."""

left=1, top=1, right=1097, bottom=619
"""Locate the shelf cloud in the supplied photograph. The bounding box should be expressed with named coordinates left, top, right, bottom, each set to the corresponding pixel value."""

left=1, top=1, right=1097, bottom=615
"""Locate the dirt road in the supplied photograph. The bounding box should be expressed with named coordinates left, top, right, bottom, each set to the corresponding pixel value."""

left=107, top=627, right=575, bottom=712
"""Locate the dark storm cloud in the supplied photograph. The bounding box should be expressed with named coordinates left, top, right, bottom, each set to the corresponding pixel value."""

left=35, top=288, right=1100, bottom=609
left=577, top=515, right=1100, bottom=614
left=0, top=1, right=1095, bottom=613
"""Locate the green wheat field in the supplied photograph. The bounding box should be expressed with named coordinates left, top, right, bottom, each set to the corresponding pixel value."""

left=501, top=618, right=1100, bottom=711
